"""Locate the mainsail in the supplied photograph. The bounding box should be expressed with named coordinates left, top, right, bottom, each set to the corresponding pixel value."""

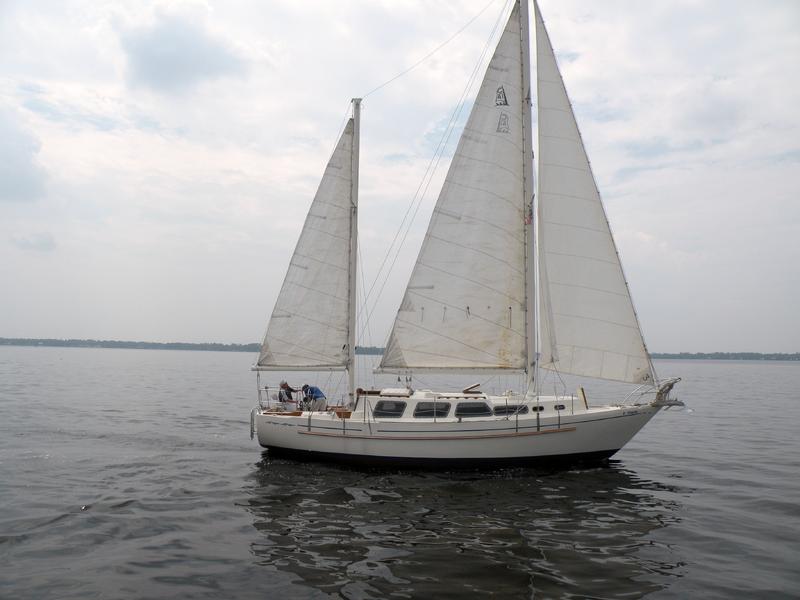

left=257, top=119, right=356, bottom=370
left=379, top=4, right=528, bottom=372
left=533, top=2, right=655, bottom=384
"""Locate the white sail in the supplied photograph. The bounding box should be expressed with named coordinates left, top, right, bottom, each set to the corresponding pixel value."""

left=257, top=120, right=355, bottom=370
left=533, top=2, right=655, bottom=384
left=379, top=5, right=528, bottom=373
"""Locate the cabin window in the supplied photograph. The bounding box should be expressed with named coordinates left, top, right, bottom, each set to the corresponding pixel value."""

left=531, top=405, right=544, bottom=412
left=493, top=404, right=529, bottom=416
left=413, top=402, right=451, bottom=418
left=373, top=400, right=407, bottom=418
left=555, top=404, right=565, bottom=410
left=455, top=402, right=493, bottom=417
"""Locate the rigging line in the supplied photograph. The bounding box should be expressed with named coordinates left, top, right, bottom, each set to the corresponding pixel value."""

left=362, top=0, right=502, bottom=99
left=358, top=0, right=512, bottom=344
left=357, top=243, right=373, bottom=346
left=320, top=100, right=354, bottom=171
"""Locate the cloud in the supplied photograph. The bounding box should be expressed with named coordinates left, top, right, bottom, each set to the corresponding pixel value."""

left=21, top=92, right=121, bottom=132
left=0, top=109, right=47, bottom=202
left=0, top=0, right=798, bottom=351
left=119, top=8, right=246, bottom=93
left=12, top=232, right=56, bottom=252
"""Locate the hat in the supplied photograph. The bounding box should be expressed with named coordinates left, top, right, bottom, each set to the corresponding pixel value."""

left=279, top=380, right=287, bottom=386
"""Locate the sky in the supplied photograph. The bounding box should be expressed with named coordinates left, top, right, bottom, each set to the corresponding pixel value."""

left=1, top=0, right=798, bottom=353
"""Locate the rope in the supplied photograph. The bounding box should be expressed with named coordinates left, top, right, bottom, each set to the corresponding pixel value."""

left=357, top=244, right=373, bottom=345
left=362, top=0, right=503, bottom=99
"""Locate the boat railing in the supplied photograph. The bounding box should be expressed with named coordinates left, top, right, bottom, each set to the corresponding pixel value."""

left=257, top=381, right=349, bottom=413
left=620, top=384, right=657, bottom=406
left=621, top=377, right=682, bottom=406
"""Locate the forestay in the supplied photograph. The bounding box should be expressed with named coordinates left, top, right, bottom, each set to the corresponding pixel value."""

left=379, top=5, right=528, bottom=373
left=257, top=120, right=355, bottom=370
left=533, top=2, right=655, bottom=384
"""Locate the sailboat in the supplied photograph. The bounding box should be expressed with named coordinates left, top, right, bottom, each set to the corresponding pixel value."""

left=250, top=0, right=681, bottom=468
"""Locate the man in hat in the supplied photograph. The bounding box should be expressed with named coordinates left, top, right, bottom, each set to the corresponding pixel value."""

left=278, top=380, right=298, bottom=403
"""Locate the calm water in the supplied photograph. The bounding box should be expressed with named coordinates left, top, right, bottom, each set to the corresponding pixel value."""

left=1, top=347, right=798, bottom=599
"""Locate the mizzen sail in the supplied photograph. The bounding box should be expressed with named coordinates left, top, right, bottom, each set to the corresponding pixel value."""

left=257, top=120, right=355, bottom=370
left=533, top=2, right=655, bottom=384
left=379, top=5, right=528, bottom=373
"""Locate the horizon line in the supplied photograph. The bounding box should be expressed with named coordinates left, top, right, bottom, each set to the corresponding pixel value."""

left=0, top=338, right=798, bottom=359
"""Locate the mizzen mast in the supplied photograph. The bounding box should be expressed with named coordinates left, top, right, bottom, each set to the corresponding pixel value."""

left=348, top=98, right=361, bottom=400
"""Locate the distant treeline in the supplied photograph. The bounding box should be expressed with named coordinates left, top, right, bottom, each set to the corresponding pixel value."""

left=651, top=352, right=799, bottom=361
left=0, top=338, right=386, bottom=355
left=1, top=339, right=797, bottom=360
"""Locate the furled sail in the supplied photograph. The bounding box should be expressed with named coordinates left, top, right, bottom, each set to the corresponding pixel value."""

left=533, top=2, right=655, bottom=384
left=379, top=5, right=528, bottom=372
left=257, top=120, right=355, bottom=370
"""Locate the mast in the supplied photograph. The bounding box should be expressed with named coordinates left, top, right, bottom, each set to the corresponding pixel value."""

left=348, top=98, right=361, bottom=400
left=519, top=0, right=537, bottom=394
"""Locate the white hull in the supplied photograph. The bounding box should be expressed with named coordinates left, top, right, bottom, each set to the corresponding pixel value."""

left=253, top=393, right=662, bottom=468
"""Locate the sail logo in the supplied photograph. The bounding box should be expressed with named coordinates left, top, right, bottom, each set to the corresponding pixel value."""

left=497, top=112, right=510, bottom=133
left=495, top=86, right=508, bottom=106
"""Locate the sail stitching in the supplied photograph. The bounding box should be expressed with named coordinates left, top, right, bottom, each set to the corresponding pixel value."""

left=269, top=310, right=348, bottom=332
left=416, top=261, right=524, bottom=301
left=442, top=180, right=523, bottom=214
left=548, top=281, right=629, bottom=298
left=551, top=345, right=647, bottom=364
left=541, top=191, right=600, bottom=204
left=293, top=252, right=348, bottom=271
left=284, top=280, right=347, bottom=303
left=459, top=123, right=525, bottom=151
left=539, top=162, right=591, bottom=173
left=263, top=338, right=345, bottom=363
left=395, top=318, right=521, bottom=364
left=540, top=220, right=607, bottom=235
left=551, top=312, right=640, bottom=331
left=432, top=207, right=525, bottom=243
left=300, top=225, right=349, bottom=242
left=446, top=152, right=523, bottom=181
left=421, top=235, right=525, bottom=275
left=543, top=250, right=618, bottom=266
left=539, top=134, right=584, bottom=143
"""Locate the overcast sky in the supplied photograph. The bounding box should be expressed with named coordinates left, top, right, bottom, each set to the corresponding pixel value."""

left=1, top=0, right=798, bottom=352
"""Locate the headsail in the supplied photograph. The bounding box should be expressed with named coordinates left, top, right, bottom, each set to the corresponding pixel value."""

left=379, top=5, right=528, bottom=373
left=257, top=120, right=356, bottom=371
left=533, top=2, right=655, bottom=384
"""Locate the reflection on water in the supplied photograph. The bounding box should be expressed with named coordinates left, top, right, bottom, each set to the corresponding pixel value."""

left=244, top=456, right=685, bottom=598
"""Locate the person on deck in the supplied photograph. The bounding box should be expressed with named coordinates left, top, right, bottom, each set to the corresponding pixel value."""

left=278, top=380, right=298, bottom=403
left=301, top=384, right=326, bottom=411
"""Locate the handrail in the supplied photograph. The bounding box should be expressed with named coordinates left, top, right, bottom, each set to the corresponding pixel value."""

left=621, top=376, right=682, bottom=406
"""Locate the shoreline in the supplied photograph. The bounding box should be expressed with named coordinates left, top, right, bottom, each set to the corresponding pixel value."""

left=0, top=338, right=797, bottom=361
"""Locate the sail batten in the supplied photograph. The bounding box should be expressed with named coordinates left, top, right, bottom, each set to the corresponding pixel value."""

left=257, top=119, right=355, bottom=370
